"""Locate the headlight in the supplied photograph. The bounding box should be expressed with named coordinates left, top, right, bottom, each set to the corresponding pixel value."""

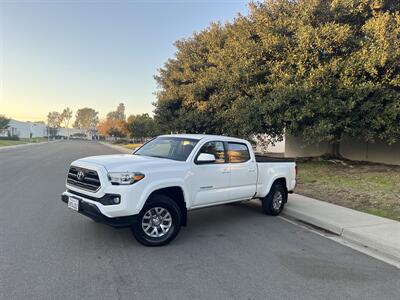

left=107, top=172, right=145, bottom=185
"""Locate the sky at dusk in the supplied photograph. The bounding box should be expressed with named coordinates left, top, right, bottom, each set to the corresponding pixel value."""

left=1, top=0, right=248, bottom=122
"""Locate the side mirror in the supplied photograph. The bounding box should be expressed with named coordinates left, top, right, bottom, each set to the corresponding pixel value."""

left=197, top=153, right=216, bottom=164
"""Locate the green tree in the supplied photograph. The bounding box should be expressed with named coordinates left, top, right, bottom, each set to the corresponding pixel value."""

left=154, top=0, right=400, bottom=156
left=126, top=113, right=158, bottom=140
left=47, top=111, right=63, bottom=137
left=250, top=0, right=400, bottom=155
left=154, top=23, right=229, bottom=135
left=0, top=115, right=10, bottom=130
left=107, top=103, right=126, bottom=121
left=73, top=108, right=99, bottom=136
left=61, top=107, right=73, bottom=139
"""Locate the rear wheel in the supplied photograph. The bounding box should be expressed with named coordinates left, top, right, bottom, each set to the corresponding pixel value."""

left=261, top=183, right=287, bottom=216
left=131, top=195, right=181, bottom=246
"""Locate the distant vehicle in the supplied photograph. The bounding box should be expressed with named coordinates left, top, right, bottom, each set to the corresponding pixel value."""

left=69, top=133, right=87, bottom=140
left=61, top=134, right=296, bottom=246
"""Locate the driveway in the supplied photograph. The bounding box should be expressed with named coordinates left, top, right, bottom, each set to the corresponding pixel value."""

left=0, top=141, right=399, bottom=299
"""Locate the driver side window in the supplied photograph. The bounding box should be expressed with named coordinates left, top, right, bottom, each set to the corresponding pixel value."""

left=198, top=141, right=226, bottom=164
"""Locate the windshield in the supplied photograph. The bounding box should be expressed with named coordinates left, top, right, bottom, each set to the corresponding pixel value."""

left=134, top=137, right=199, bottom=161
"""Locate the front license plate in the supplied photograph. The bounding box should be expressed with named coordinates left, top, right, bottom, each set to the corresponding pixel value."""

left=68, top=197, right=79, bottom=211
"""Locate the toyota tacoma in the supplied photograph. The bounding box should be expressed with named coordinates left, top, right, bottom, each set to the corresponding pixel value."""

left=61, top=134, right=296, bottom=246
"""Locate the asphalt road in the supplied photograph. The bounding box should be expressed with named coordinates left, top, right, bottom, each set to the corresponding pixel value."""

left=0, top=141, right=399, bottom=300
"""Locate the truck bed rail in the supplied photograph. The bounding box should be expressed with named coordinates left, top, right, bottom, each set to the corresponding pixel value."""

left=255, top=155, right=295, bottom=163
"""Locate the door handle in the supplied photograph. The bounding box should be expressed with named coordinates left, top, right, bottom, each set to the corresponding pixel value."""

left=248, top=169, right=256, bottom=173
left=221, top=168, right=230, bottom=174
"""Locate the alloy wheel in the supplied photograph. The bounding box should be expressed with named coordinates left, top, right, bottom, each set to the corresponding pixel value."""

left=141, top=207, right=172, bottom=238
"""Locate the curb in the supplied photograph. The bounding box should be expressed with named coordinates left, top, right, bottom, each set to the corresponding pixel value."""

left=342, top=224, right=400, bottom=263
left=282, top=194, right=400, bottom=264
left=98, top=142, right=132, bottom=154
left=283, top=204, right=344, bottom=235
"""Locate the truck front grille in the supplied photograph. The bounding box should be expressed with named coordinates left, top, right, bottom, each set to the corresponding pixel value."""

left=67, top=166, right=101, bottom=191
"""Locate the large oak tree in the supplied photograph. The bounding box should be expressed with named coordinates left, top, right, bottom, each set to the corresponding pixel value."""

left=154, top=0, right=400, bottom=156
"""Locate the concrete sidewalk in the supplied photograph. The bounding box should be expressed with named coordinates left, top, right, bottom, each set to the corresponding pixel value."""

left=283, top=194, right=400, bottom=263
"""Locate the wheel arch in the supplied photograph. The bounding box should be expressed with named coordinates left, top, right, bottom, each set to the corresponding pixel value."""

left=147, top=186, right=187, bottom=226
left=271, top=177, right=288, bottom=202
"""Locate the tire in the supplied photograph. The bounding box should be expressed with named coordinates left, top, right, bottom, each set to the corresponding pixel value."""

left=131, top=195, right=182, bottom=247
left=261, top=183, right=287, bottom=216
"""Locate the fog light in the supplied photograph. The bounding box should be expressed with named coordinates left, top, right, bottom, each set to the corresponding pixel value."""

left=99, top=194, right=121, bottom=205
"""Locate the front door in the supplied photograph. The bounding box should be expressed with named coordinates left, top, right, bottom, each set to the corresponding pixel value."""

left=191, top=141, right=230, bottom=207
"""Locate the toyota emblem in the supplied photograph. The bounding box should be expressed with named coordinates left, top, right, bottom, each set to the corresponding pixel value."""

left=77, top=170, right=85, bottom=181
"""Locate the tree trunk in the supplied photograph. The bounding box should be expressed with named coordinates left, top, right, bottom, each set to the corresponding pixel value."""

left=330, top=142, right=341, bottom=158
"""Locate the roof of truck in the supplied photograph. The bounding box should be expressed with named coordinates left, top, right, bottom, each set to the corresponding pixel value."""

left=159, top=134, right=247, bottom=143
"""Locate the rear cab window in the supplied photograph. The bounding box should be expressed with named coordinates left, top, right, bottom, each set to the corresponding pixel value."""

left=227, top=142, right=250, bottom=163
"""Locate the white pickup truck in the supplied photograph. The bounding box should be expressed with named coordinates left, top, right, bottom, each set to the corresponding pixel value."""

left=61, top=134, right=296, bottom=246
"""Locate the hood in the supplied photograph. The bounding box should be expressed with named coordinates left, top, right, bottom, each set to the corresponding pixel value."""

left=76, top=154, right=181, bottom=172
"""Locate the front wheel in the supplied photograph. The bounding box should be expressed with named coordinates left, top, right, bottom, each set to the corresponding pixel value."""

left=261, top=183, right=287, bottom=216
left=131, top=195, right=181, bottom=247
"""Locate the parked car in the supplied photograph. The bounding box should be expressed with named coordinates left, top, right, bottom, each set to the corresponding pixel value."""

left=61, top=134, right=296, bottom=246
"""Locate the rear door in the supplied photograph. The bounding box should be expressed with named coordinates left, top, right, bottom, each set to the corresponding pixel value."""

left=227, top=142, right=257, bottom=200
left=191, top=141, right=231, bottom=207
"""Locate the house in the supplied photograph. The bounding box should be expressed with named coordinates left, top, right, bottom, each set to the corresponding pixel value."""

left=0, top=119, right=47, bottom=138
left=58, top=127, right=87, bottom=138
left=0, top=119, right=89, bottom=139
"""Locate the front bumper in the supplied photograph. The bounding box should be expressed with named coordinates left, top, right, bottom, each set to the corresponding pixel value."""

left=61, top=193, right=137, bottom=228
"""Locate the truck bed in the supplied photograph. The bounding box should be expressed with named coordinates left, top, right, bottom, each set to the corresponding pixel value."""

left=255, top=155, right=295, bottom=163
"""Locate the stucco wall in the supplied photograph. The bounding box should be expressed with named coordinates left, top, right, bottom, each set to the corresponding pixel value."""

left=267, top=140, right=285, bottom=153
left=284, top=134, right=330, bottom=157
left=253, top=134, right=285, bottom=153
left=30, top=123, right=47, bottom=137
left=340, top=137, right=400, bottom=166
left=285, top=134, right=400, bottom=165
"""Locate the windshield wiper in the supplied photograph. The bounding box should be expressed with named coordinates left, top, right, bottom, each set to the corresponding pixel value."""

left=134, top=154, right=171, bottom=160
left=147, top=155, right=170, bottom=160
